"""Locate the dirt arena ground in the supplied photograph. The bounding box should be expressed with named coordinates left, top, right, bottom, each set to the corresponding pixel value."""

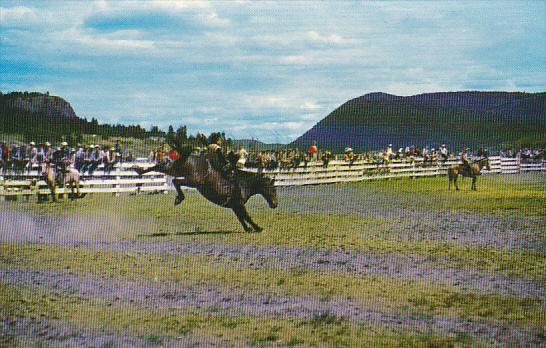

left=1, top=173, right=544, bottom=346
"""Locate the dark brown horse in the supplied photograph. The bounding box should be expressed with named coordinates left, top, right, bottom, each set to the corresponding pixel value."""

left=135, top=146, right=278, bottom=232
left=448, top=157, right=491, bottom=191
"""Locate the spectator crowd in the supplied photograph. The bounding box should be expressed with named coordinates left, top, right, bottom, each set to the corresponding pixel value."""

left=0, top=140, right=132, bottom=175
left=1, top=138, right=544, bottom=175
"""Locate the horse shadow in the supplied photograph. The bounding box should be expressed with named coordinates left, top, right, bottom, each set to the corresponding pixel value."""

left=138, top=230, right=247, bottom=238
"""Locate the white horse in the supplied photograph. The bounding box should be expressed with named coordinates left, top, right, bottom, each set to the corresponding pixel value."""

left=65, top=165, right=83, bottom=199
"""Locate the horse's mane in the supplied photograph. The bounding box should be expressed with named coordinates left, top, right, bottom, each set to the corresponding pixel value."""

left=236, top=169, right=274, bottom=185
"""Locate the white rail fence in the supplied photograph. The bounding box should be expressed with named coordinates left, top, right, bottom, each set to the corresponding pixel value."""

left=0, top=156, right=544, bottom=199
left=244, top=156, right=544, bottom=186
left=0, top=161, right=168, bottom=199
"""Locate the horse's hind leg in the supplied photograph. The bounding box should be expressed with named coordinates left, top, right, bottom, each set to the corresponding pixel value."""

left=232, top=206, right=251, bottom=232
left=49, top=185, right=57, bottom=202
left=454, top=176, right=459, bottom=191
left=471, top=176, right=477, bottom=191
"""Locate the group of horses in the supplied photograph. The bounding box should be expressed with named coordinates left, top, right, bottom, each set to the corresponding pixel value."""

left=34, top=143, right=490, bottom=232
left=41, top=163, right=83, bottom=202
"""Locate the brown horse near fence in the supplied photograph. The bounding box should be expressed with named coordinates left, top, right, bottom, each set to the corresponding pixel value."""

left=448, top=157, right=491, bottom=191
left=134, top=144, right=278, bottom=232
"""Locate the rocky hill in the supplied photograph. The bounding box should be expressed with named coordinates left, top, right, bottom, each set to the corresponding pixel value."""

left=290, top=91, right=546, bottom=152
left=1, top=92, right=78, bottom=119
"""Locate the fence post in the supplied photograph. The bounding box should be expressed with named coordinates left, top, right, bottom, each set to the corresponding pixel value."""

left=0, top=177, right=4, bottom=202
left=114, top=165, right=121, bottom=197
left=163, top=173, right=169, bottom=194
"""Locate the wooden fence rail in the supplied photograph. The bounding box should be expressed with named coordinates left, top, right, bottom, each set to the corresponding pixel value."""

left=242, top=156, right=544, bottom=186
left=0, top=157, right=544, bottom=199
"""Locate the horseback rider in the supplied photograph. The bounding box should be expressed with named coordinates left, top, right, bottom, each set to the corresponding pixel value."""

left=52, top=146, right=67, bottom=186
left=461, top=147, right=472, bottom=175
left=198, top=132, right=235, bottom=180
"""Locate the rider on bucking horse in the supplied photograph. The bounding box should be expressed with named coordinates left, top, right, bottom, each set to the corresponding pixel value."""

left=197, top=133, right=238, bottom=181
left=461, top=147, right=471, bottom=175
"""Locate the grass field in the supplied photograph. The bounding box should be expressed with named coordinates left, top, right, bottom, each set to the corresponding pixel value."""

left=1, top=173, right=545, bottom=346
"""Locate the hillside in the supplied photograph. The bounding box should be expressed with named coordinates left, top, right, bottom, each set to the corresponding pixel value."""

left=2, top=92, right=78, bottom=119
left=0, top=91, right=156, bottom=142
left=290, top=91, right=546, bottom=152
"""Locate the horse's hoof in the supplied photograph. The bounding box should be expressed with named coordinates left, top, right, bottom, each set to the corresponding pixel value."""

left=254, top=227, right=263, bottom=233
left=174, top=197, right=184, bottom=206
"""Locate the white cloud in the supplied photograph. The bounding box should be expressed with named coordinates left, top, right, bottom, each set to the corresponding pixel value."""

left=307, top=31, right=346, bottom=44
left=59, top=27, right=155, bottom=51
left=300, top=102, right=321, bottom=110
left=0, top=6, right=39, bottom=27
left=279, top=55, right=308, bottom=65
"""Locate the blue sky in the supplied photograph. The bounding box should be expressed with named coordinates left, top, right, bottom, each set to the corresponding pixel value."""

left=1, top=1, right=545, bottom=143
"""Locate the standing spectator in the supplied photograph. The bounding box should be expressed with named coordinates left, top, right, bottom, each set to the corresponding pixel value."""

left=27, top=142, right=38, bottom=172
left=385, top=144, right=394, bottom=160
left=114, top=140, right=123, bottom=164
left=236, top=144, right=248, bottom=168
left=308, top=141, right=318, bottom=161
left=439, top=144, right=448, bottom=163
left=76, top=144, right=85, bottom=171
left=88, top=145, right=101, bottom=175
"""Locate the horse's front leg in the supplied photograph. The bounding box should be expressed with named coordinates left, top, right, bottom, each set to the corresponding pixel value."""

left=172, top=178, right=187, bottom=206
left=471, top=176, right=477, bottom=191
left=454, top=175, right=459, bottom=191
left=49, top=184, right=57, bottom=202
left=232, top=206, right=252, bottom=232
left=239, top=205, right=263, bottom=232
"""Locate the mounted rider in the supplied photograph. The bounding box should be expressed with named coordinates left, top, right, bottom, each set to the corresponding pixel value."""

left=461, top=147, right=472, bottom=175
left=197, top=132, right=235, bottom=180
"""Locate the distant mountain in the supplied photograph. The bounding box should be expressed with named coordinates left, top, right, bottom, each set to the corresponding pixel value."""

left=230, top=139, right=285, bottom=151
left=290, top=91, right=546, bottom=152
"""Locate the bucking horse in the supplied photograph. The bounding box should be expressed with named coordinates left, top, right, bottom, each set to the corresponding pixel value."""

left=448, top=157, right=490, bottom=191
left=134, top=144, right=278, bottom=232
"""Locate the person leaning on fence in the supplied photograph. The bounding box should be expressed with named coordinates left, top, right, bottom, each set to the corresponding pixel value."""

left=321, top=150, right=332, bottom=168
